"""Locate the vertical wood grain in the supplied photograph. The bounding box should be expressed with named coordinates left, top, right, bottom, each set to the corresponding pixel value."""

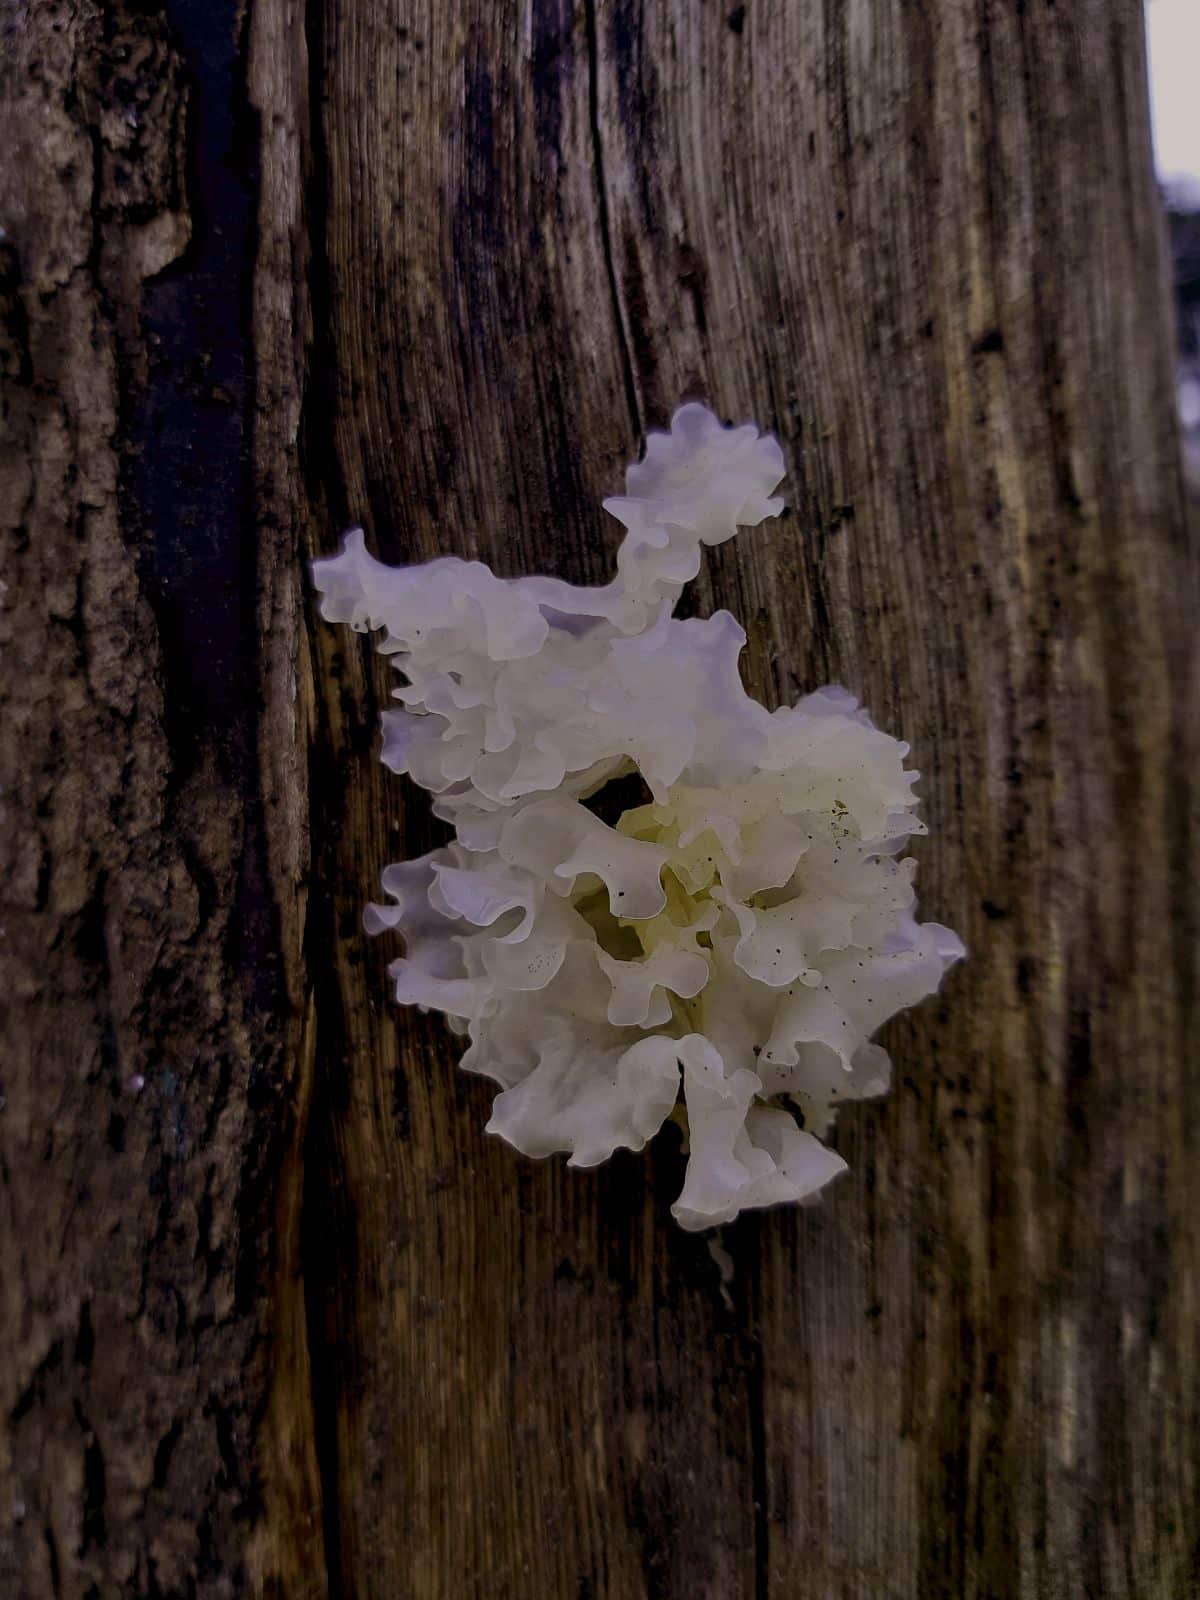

left=289, top=1, right=1197, bottom=1595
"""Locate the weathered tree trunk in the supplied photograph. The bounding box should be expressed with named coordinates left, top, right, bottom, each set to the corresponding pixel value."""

left=1, top=1, right=1195, bottom=1596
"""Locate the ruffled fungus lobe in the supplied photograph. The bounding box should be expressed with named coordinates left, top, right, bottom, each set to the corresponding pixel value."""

left=313, top=403, right=964, bottom=1230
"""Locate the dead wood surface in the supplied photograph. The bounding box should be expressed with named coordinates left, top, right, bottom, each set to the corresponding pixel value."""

left=1, top=1, right=1196, bottom=1597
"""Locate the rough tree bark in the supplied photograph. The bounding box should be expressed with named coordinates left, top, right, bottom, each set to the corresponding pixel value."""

left=1, top=1, right=1195, bottom=1597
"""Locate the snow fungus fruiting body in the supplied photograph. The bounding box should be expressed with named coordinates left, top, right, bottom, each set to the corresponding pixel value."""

left=312, top=403, right=964, bottom=1230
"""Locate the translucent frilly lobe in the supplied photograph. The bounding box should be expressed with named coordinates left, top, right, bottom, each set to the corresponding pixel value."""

left=312, top=402, right=965, bottom=1230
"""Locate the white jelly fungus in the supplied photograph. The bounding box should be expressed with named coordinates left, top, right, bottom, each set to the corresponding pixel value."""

left=313, top=403, right=964, bottom=1230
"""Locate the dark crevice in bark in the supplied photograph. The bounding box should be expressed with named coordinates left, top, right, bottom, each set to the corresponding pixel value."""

left=94, top=0, right=287, bottom=1585
left=130, top=0, right=259, bottom=800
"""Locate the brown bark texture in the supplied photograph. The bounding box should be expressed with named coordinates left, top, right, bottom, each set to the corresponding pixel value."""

left=1, top=0, right=1196, bottom=1597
